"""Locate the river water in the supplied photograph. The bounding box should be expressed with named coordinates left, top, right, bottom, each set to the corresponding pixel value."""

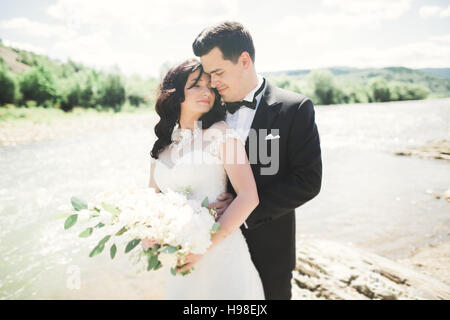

left=0, top=98, right=449, bottom=299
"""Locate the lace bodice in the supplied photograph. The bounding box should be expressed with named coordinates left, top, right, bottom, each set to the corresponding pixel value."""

left=152, top=121, right=244, bottom=204
left=152, top=122, right=264, bottom=300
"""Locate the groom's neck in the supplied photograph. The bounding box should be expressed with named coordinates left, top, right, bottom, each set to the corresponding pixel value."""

left=239, top=68, right=259, bottom=100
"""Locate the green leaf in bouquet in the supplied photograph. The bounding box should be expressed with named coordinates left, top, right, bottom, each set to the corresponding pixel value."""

left=170, top=267, right=177, bottom=276
left=201, top=197, right=209, bottom=208
left=115, top=226, right=128, bottom=236
left=89, top=235, right=111, bottom=257
left=147, top=254, right=159, bottom=271
left=162, top=246, right=177, bottom=254
left=110, top=244, right=117, bottom=259
left=91, top=208, right=100, bottom=217
left=64, top=214, right=78, bottom=229
left=54, top=213, right=72, bottom=220
left=71, top=197, right=88, bottom=211
left=89, top=243, right=105, bottom=257
left=181, top=270, right=190, bottom=276
left=125, top=239, right=141, bottom=254
left=79, top=227, right=93, bottom=238
left=95, top=223, right=105, bottom=228
left=151, top=244, right=161, bottom=253
left=101, top=202, right=121, bottom=216
left=211, top=222, right=221, bottom=234
left=154, top=260, right=163, bottom=270
left=99, top=235, right=111, bottom=246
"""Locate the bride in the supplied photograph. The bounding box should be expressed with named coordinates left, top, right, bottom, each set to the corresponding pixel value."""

left=146, top=58, right=265, bottom=300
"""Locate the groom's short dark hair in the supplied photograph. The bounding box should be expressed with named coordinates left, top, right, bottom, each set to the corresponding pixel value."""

left=192, top=21, right=255, bottom=64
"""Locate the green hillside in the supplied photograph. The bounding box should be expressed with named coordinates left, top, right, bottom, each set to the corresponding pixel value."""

left=263, top=66, right=450, bottom=104
left=0, top=41, right=157, bottom=111
left=1, top=40, right=449, bottom=110
left=419, top=68, right=450, bottom=80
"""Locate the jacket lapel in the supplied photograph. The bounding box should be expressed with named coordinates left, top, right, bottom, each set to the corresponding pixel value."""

left=245, top=81, right=282, bottom=152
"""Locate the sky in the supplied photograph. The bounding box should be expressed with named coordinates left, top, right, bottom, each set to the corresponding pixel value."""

left=0, top=0, right=449, bottom=78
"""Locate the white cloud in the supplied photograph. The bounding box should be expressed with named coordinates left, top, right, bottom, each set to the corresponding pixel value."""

left=429, top=34, right=450, bottom=43
left=323, top=0, right=411, bottom=19
left=275, top=0, right=411, bottom=38
left=2, top=39, right=48, bottom=56
left=0, top=0, right=447, bottom=76
left=260, top=0, right=413, bottom=72
left=47, top=0, right=239, bottom=30
left=40, top=0, right=241, bottom=75
left=0, top=17, right=77, bottom=38
left=419, top=5, right=450, bottom=18
left=48, top=32, right=167, bottom=76
left=298, top=35, right=450, bottom=69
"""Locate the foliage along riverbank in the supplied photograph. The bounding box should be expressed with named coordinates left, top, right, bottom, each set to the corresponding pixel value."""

left=267, top=67, right=449, bottom=106
left=1, top=41, right=450, bottom=114
left=0, top=42, right=157, bottom=112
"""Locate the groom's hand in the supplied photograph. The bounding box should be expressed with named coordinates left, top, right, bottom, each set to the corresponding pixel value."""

left=207, top=192, right=234, bottom=217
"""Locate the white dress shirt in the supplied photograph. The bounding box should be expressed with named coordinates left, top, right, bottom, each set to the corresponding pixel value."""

left=225, top=74, right=266, bottom=143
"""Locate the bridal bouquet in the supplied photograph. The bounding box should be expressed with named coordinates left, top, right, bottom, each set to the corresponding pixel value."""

left=62, top=187, right=220, bottom=276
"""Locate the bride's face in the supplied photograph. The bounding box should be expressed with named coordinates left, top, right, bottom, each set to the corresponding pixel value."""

left=181, top=69, right=215, bottom=116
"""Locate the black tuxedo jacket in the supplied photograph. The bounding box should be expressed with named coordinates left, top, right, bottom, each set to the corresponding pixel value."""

left=227, top=81, right=322, bottom=230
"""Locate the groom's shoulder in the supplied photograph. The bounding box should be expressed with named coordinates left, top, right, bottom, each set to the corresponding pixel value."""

left=266, top=81, right=313, bottom=109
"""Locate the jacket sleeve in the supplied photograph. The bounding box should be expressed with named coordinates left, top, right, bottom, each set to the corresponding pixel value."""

left=249, top=98, right=322, bottom=224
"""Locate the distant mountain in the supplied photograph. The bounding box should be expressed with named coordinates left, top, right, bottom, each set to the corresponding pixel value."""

left=2, top=40, right=448, bottom=100
left=262, top=67, right=360, bottom=77
left=419, top=68, right=450, bottom=80
left=262, top=66, right=450, bottom=98
left=263, top=67, right=450, bottom=79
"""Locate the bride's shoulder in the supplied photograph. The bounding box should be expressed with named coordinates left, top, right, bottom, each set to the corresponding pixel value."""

left=204, top=121, right=243, bottom=144
left=208, top=120, right=230, bottom=131
left=204, top=121, right=236, bottom=137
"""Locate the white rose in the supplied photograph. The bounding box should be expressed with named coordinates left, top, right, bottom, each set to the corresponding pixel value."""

left=78, top=209, right=91, bottom=223
left=99, top=209, right=113, bottom=225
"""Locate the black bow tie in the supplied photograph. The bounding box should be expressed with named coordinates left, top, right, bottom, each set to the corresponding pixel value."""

left=225, top=99, right=256, bottom=114
left=224, top=78, right=266, bottom=115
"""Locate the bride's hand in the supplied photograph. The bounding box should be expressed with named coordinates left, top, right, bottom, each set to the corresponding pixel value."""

left=176, top=253, right=203, bottom=274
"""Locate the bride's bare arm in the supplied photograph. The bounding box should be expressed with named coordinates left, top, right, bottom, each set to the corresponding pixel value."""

left=175, top=125, right=259, bottom=273
left=209, top=134, right=259, bottom=250
left=148, top=160, right=161, bottom=193
left=142, top=160, right=161, bottom=251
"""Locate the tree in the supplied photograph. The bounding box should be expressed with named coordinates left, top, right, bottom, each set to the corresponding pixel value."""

left=369, top=77, right=390, bottom=102
left=389, top=81, right=429, bottom=101
left=19, top=65, right=56, bottom=106
left=97, top=74, right=126, bottom=111
left=307, top=70, right=337, bottom=105
left=60, top=82, right=82, bottom=111
left=0, top=63, right=16, bottom=105
left=128, top=93, right=146, bottom=107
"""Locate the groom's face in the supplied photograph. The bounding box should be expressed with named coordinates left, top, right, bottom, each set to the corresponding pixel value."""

left=200, top=47, right=246, bottom=102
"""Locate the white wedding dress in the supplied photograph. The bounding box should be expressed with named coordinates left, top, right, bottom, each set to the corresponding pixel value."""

left=152, top=121, right=265, bottom=300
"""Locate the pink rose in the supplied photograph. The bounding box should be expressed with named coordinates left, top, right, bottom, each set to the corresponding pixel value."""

left=141, top=237, right=159, bottom=251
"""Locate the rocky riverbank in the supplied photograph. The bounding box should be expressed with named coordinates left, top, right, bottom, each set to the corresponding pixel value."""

left=291, top=240, right=450, bottom=300
left=395, top=140, right=450, bottom=162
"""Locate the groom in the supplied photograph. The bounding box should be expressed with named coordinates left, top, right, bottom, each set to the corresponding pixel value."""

left=193, top=21, right=322, bottom=300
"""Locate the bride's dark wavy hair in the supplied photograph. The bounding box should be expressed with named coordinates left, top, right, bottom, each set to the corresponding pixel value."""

left=150, top=58, right=225, bottom=159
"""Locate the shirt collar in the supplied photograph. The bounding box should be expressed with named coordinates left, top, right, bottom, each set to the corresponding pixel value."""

left=243, top=74, right=265, bottom=102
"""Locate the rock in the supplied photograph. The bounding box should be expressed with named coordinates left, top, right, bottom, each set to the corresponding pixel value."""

left=444, top=190, right=450, bottom=203
left=395, top=140, right=450, bottom=162
left=292, top=240, right=450, bottom=300
left=397, top=242, right=450, bottom=287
